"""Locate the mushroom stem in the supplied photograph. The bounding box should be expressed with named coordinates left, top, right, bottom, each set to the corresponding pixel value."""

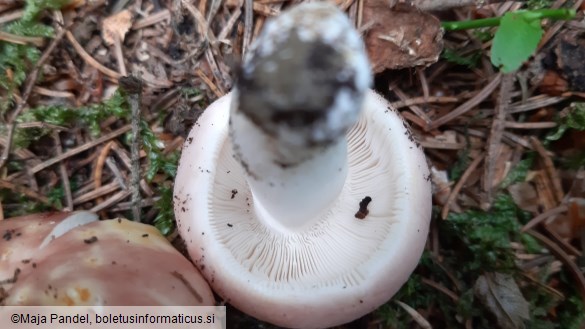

left=230, top=103, right=349, bottom=230
left=228, top=2, right=371, bottom=230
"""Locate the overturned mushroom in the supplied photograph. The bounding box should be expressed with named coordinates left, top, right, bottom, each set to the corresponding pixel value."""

left=174, top=2, right=431, bottom=328
left=0, top=211, right=215, bottom=306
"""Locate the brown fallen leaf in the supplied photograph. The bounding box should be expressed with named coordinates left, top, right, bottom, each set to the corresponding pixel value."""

left=102, top=9, right=133, bottom=46
left=538, top=70, right=569, bottom=96
left=362, top=1, right=443, bottom=73
left=474, top=272, right=530, bottom=329
left=507, top=182, right=539, bottom=214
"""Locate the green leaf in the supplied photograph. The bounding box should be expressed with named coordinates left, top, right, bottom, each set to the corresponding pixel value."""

left=491, top=12, right=543, bottom=73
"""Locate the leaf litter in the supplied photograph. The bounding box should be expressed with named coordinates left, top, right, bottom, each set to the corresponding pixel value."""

left=0, top=0, right=584, bottom=328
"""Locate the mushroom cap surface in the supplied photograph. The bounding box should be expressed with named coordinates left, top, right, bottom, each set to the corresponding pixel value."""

left=1, top=212, right=215, bottom=306
left=174, top=90, right=432, bottom=328
left=1, top=211, right=98, bottom=286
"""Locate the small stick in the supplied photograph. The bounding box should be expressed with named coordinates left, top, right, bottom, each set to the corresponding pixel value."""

left=530, top=136, right=565, bottom=204
left=441, top=152, right=484, bottom=219
left=74, top=181, right=120, bottom=205
left=390, top=95, right=463, bottom=109
left=30, top=125, right=132, bottom=174
left=0, top=28, right=67, bottom=171
left=0, top=180, right=51, bottom=205
left=243, top=0, right=253, bottom=57
left=132, top=9, right=170, bottom=30
left=90, top=190, right=132, bottom=213
left=53, top=131, right=73, bottom=211
left=390, top=84, right=432, bottom=124
left=0, top=30, right=44, bottom=46
left=112, top=34, right=127, bottom=76
left=521, top=204, right=568, bottom=233
left=65, top=31, right=121, bottom=80
left=527, top=230, right=585, bottom=305
left=93, top=141, right=115, bottom=206
left=119, top=76, right=143, bottom=222
left=482, top=73, right=514, bottom=209
left=426, top=73, right=502, bottom=130
left=0, top=9, right=23, bottom=24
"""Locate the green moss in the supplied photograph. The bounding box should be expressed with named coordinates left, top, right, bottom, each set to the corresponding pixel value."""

left=10, top=89, right=130, bottom=149
left=546, top=103, right=585, bottom=142
left=153, top=185, right=175, bottom=236
left=441, top=48, right=482, bottom=69
left=0, top=0, right=72, bottom=110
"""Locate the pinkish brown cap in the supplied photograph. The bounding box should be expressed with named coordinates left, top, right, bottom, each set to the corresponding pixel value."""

left=1, top=212, right=215, bottom=306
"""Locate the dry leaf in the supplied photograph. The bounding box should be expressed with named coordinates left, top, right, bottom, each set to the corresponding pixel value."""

left=363, top=1, right=443, bottom=73
left=431, top=166, right=451, bottom=207
left=395, top=300, right=432, bottom=329
left=102, top=9, right=133, bottom=45
left=474, top=273, right=530, bottom=329
left=507, top=182, right=539, bottom=213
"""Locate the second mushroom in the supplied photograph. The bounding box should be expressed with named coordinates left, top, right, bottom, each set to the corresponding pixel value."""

left=174, top=2, right=432, bottom=328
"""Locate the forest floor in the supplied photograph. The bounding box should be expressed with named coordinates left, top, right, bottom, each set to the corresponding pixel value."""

left=1, top=0, right=584, bottom=328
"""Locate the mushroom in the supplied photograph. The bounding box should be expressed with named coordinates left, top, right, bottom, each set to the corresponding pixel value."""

left=1, top=211, right=215, bottom=307
left=173, top=2, right=431, bottom=328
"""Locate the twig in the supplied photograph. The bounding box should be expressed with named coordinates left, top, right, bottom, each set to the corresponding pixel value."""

left=527, top=230, right=585, bottom=306
left=421, top=278, right=459, bottom=302
left=195, top=68, right=224, bottom=98
left=530, top=137, right=565, bottom=204
left=0, top=180, right=51, bottom=205
left=110, top=197, right=161, bottom=211
left=441, top=152, right=484, bottom=219
left=106, top=157, right=128, bottom=190
left=426, top=73, right=502, bottom=130
left=31, top=125, right=132, bottom=174
left=32, top=86, right=76, bottom=100
left=132, top=9, right=170, bottom=30
left=390, top=84, right=432, bottom=124
left=0, top=27, right=67, bottom=171
left=119, top=76, right=143, bottom=222
left=74, top=181, right=121, bottom=205
left=504, top=121, right=557, bottom=129
left=243, top=0, right=253, bottom=57
left=412, top=0, right=508, bottom=10
left=394, top=301, right=432, bottom=329
left=65, top=31, right=122, bottom=81
left=53, top=131, right=73, bottom=211
left=90, top=190, right=132, bottom=212
left=93, top=141, right=115, bottom=205
left=217, top=7, right=242, bottom=41
left=112, top=34, right=127, bottom=76
left=206, top=0, right=222, bottom=24
left=521, top=204, right=568, bottom=233
left=482, top=73, right=514, bottom=209
left=543, top=223, right=582, bottom=257
left=0, top=9, right=23, bottom=24
left=508, top=96, right=567, bottom=114
left=389, top=95, right=464, bottom=110
left=226, top=0, right=279, bottom=16
left=0, top=30, right=45, bottom=46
